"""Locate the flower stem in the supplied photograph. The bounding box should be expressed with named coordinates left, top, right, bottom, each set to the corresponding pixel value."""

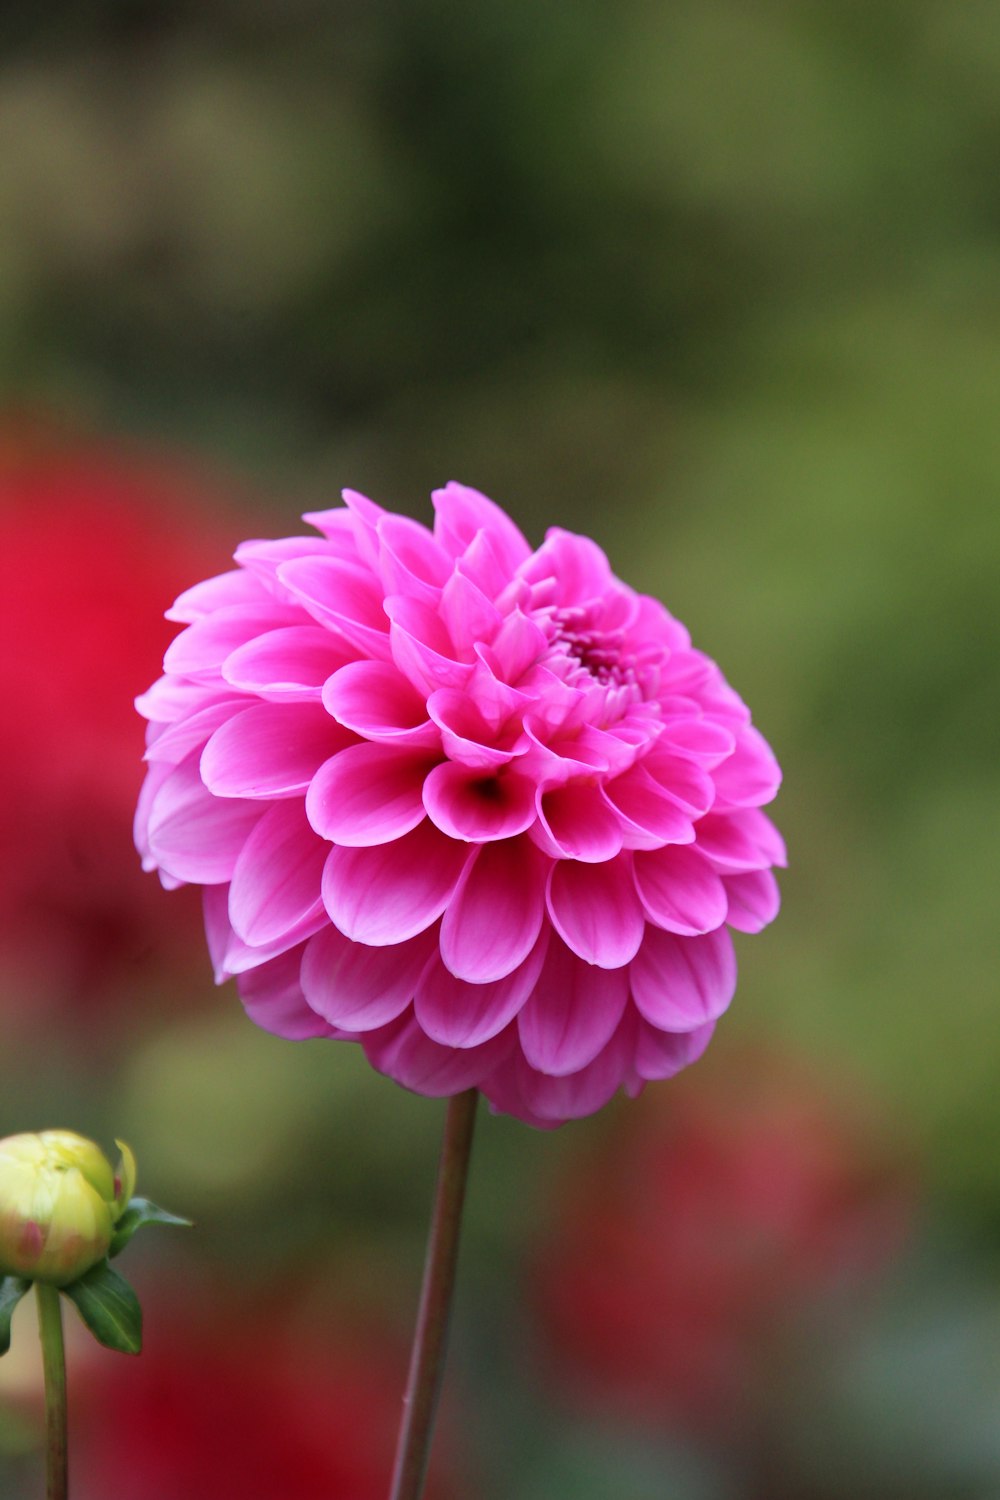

left=389, top=1088, right=479, bottom=1500
left=35, top=1283, right=68, bottom=1500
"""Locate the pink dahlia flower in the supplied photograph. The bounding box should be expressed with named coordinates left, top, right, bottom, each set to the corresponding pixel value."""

left=135, top=484, right=784, bottom=1126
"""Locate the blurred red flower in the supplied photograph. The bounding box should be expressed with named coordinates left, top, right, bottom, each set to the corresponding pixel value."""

left=532, top=1051, right=914, bottom=1433
left=67, top=1290, right=457, bottom=1500
left=0, top=418, right=240, bottom=1017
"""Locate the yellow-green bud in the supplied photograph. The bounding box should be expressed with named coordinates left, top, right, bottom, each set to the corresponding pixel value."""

left=0, top=1132, right=134, bottom=1287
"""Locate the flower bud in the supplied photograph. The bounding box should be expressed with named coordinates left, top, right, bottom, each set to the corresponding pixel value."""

left=0, top=1131, right=128, bottom=1286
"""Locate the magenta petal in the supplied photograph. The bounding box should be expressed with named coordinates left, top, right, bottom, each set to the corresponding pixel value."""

left=517, top=938, right=629, bottom=1074
left=376, top=513, right=451, bottom=603
left=424, top=762, right=536, bottom=843
left=146, top=759, right=263, bottom=883
left=415, top=932, right=547, bottom=1047
left=642, top=752, right=716, bottom=817
left=222, top=626, right=358, bottom=701
left=323, top=660, right=439, bottom=747
left=386, top=595, right=473, bottom=695
left=163, top=603, right=304, bottom=677
left=487, top=1010, right=636, bottom=1124
left=724, top=869, right=781, bottom=933
left=228, top=800, right=328, bottom=946
left=538, top=782, right=624, bottom=863
left=439, top=836, right=549, bottom=982
left=710, top=723, right=782, bottom=809
left=306, top=743, right=434, bottom=846
left=322, top=822, right=471, bottom=945
left=144, top=698, right=247, bottom=767
left=426, top=689, right=518, bottom=769
left=300, top=925, right=435, bottom=1030
left=277, top=556, right=392, bottom=659
left=202, top=703, right=353, bottom=799
left=431, top=481, right=532, bottom=573
left=656, top=716, right=736, bottom=767
left=632, top=1017, right=715, bottom=1080
left=546, top=854, right=645, bottom=968
left=236, top=946, right=336, bottom=1040
left=166, top=568, right=269, bottom=623
left=631, top=926, right=737, bottom=1032
left=439, top=571, right=502, bottom=653
left=633, top=845, right=728, bottom=936
left=362, top=1008, right=516, bottom=1097
left=603, top=766, right=695, bottom=848
left=694, top=809, right=787, bottom=872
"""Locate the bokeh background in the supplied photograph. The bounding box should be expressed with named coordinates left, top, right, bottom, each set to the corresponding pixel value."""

left=2, top=2, right=999, bottom=1495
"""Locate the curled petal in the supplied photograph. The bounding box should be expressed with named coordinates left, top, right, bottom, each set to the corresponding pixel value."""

left=415, top=932, right=547, bottom=1048
left=277, top=556, right=392, bottom=659
left=724, top=868, right=781, bottom=933
left=517, top=938, right=628, bottom=1075
left=537, top=781, right=624, bottom=863
left=146, top=759, right=262, bottom=884
left=236, top=946, right=337, bottom=1040
left=362, top=1008, right=517, bottom=1097
left=324, top=660, right=440, bottom=746
left=306, top=743, right=435, bottom=846
left=202, top=703, right=353, bottom=799
left=633, top=845, right=728, bottom=936
left=322, top=822, right=471, bottom=945
left=439, top=836, right=549, bottom=983
left=546, top=854, right=645, bottom=968
left=222, top=625, right=359, bottom=701
left=424, top=762, right=536, bottom=843
left=301, top=925, right=436, bottom=1031
left=632, top=1017, right=715, bottom=1080
left=630, top=926, right=737, bottom=1033
left=228, top=801, right=328, bottom=947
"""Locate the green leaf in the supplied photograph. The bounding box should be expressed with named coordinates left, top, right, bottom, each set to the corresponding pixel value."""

left=63, top=1262, right=142, bottom=1355
left=0, top=1277, right=30, bottom=1357
left=109, top=1197, right=192, bottom=1258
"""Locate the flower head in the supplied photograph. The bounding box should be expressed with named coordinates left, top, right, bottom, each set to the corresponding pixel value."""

left=135, top=484, right=784, bottom=1126
left=0, top=1131, right=133, bottom=1286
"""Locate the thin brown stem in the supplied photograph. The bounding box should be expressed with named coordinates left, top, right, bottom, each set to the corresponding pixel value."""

left=389, top=1089, right=479, bottom=1500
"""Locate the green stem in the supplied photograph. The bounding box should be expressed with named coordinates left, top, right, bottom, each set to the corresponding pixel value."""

left=35, top=1283, right=68, bottom=1500
left=389, top=1089, right=479, bottom=1500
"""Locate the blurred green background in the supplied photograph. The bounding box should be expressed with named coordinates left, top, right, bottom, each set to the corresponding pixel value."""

left=1, top=2, right=999, bottom=1496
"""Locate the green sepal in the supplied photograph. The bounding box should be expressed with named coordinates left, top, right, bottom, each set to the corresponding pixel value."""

left=0, top=1277, right=31, bottom=1357
left=109, top=1196, right=193, bottom=1259
left=62, top=1262, right=142, bottom=1355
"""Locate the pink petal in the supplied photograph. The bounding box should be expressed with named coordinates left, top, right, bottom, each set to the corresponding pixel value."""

left=485, top=1010, right=636, bottom=1124
left=234, top=536, right=336, bottom=600
left=694, top=809, right=787, bottom=872
left=630, top=926, right=737, bottom=1032
left=339, top=489, right=388, bottom=572
left=322, top=822, right=471, bottom=945
left=415, top=932, right=547, bottom=1047
left=546, top=854, right=645, bottom=968
left=603, top=765, right=696, bottom=848
left=517, top=938, right=629, bottom=1074
left=439, top=836, right=549, bottom=982
left=522, top=528, right=614, bottom=604
left=632, top=1017, right=715, bottom=1080
left=423, top=762, right=536, bottom=843
left=163, top=603, right=305, bottom=677
left=166, top=568, right=268, bottom=623
left=143, top=698, right=247, bottom=767
left=710, top=723, right=782, bottom=809
left=323, top=660, right=440, bottom=747
left=228, top=800, right=328, bottom=946
left=146, top=758, right=263, bottom=883
left=642, top=752, right=716, bottom=817
left=479, top=609, right=548, bottom=684
left=438, top=571, right=502, bottom=653
left=656, top=715, right=736, bottom=767
left=426, top=688, right=520, bottom=769
left=724, top=869, right=781, bottom=933
left=222, top=625, right=359, bottom=701
left=300, top=925, right=436, bottom=1030
left=632, top=845, right=728, bottom=935
left=202, top=703, right=353, bottom=799
left=306, top=743, right=434, bottom=846
left=277, top=556, right=392, bottom=660
left=431, top=481, right=532, bottom=573
left=376, top=514, right=451, bottom=604
left=385, top=595, right=473, bottom=695
left=362, top=1008, right=516, bottom=1097
left=538, top=781, right=624, bottom=862
left=236, top=946, right=336, bottom=1040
